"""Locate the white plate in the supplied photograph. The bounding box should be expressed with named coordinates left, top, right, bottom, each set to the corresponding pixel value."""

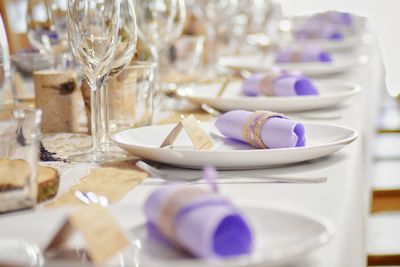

left=112, top=122, right=358, bottom=169
left=129, top=206, right=334, bottom=267
left=176, top=80, right=361, bottom=113
left=219, top=54, right=368, bottom=77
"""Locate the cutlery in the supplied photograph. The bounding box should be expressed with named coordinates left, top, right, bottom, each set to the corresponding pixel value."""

left=75, top=191, right=109, bottom=206
left=136, top=160, right=327, bottom=184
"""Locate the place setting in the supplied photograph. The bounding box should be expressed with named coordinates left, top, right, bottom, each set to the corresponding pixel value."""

left=0, top=0, right=389, bottom=266
left=176, top=66, right=362, bottom=113
left=283, top=10, right=370, bottom=51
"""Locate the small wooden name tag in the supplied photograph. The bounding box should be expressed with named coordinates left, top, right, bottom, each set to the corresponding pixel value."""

left=45, top=205, right=129, bottom=264
left=160, top=115, right=213, bottom=150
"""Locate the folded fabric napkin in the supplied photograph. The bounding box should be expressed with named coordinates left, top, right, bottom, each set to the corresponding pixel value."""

left=242, top=68, right=318, bottom=97
left=275, top=47, right=332, bottom=63
left=144, top=184, right=253, bottom=258
left=310, top=11, right=353, bottom=26
left=215, top=110, right=306, bottom=149
left=294, top=23, right=344, bottom=40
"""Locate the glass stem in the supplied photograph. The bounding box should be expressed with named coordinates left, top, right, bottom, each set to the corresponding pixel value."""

left=89, top=81, right=104, bottom=155
left=150, top=44, right=161, bottom=113
left=100, top=81, right=109, bottom=145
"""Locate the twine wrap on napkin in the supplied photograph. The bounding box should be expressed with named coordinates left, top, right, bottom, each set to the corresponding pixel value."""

left=242, top=111, right=283, bottom=148
left=144, top=184, right=253, bottom=258
left=215, top=110, right=306, bottom=149
left=242, top=68, right=318, bottom=97
left=275, top=47, right=332, bottom=63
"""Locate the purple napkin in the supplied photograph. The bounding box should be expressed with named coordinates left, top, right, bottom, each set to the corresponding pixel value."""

left=311, top=11, right=353, bottom=26
left=275, top=47, right=332, bottom=63
left=144, top=184, right=253, bottom=258
left=242, top=69, right=318, bottom=97
left=295, top=23, right=344, bottom=40
left=215, top=110, right=306, bottom=149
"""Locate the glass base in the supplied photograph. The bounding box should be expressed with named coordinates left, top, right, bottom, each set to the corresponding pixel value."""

left=68, top=150, right=130, bottom=163
left=68, top=141, right=137, bottom=163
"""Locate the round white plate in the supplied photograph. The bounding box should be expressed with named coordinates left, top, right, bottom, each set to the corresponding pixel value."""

left=218, top=54, right=368, bottom=77
left=112, top=122, right=358, bottom=169
left=129, top=206, right=334, bottom=267
left=176, top=80, right=361, bottom=113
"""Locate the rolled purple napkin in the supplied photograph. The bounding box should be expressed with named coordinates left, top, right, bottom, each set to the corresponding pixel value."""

left=275, top=47, right=332, bottom=63
left=311, top=11, right=353, bottom=26
left=294, top=23, right=344, bottom=40
left=215, top=110, right=305, bottom=149
left=242, top=68, right=318, bottom=97
left=144, top=184, right=253, bottom=258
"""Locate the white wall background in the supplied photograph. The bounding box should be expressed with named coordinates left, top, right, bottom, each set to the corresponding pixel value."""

left=279, top=0, right=400, bottom=96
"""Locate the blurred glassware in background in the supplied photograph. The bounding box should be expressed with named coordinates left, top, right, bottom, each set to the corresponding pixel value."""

left=108, top=61, right=156, bottom=134
left=67, top=0, right=120, bottom=162
left=26, top=0, right=60, bottom=53
left=163, top=35, right=205, bottom=87
left=49, top=0, right=68, bottom=45
left=0, top=14, right=11, bottom=105
left=190, top=0, right=237, bottom=75
left=135, top=0, right=186, bottom=105
left=0, top=238, right=43, bottom=266
left=0, top=108, right=42, bottom=213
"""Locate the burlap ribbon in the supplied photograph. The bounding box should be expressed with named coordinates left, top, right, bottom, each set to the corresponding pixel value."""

left=242, top=111, right=284, bottom=149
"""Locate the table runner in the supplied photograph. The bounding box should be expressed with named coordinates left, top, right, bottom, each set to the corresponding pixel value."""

left=47, top=161, right=147, bottom=207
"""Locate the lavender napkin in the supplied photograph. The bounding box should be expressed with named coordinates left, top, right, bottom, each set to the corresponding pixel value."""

left=242, top=69, right=318, bottom=97
left=144, top=184, right=253, bottom=258
left=295, top=23, right=344, bottom=40
left=275, top=47, right=332, bottom=63
left=215, top=110, right=306, bottom=149
left=311, top=11, right=353, bottom=26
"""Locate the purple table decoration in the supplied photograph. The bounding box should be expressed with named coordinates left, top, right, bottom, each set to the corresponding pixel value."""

left=215, top=110, right=306, bottom=149
left=275, top=47, right=332, bottom=63
left=294, top=23, right=344, bottom=40
left=310, top=11, right=353, bottom=26
left=144, top=184, right=253, bottom=258
left=242, top=68, right=319, bottom=97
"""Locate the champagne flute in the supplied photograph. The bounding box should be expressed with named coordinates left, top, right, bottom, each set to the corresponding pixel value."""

left=67, top=0, right=119, bottom=162
left=135, top=0, right=186, bottom=103
left=49, top=0, right=69, bottom=44
left=101, top=0, right=137, bottom=155
left=26, top=0, right=59, bottom=53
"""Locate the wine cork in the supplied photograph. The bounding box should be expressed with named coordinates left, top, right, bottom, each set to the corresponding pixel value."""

left=33, top=70, right=82, bottom=133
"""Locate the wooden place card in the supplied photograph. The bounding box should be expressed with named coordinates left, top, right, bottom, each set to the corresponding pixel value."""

left=160, top=115, right=213, bottom=150
left=45, top=205, right=129, bottom=264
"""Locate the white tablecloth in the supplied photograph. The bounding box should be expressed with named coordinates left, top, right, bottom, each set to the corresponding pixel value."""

left=0, top=31, right=386, bottom=267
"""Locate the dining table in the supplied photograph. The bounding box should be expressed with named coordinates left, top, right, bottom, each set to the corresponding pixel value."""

left=0, top=16, right=387, bottom=267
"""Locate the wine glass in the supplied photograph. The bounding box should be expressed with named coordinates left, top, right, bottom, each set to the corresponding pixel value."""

left=67, top=0, right=120, bottom=162
left=135, top=0, right=186, bottom=101
left=191, top=0, right=238, bottom=73
left=101, top=0, right=138, bottom=155
left=0, top=14, right=10, bottom=104
left=49, top=0, right=69, bottom=45
left=26, top=0, right=59, bottom=53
